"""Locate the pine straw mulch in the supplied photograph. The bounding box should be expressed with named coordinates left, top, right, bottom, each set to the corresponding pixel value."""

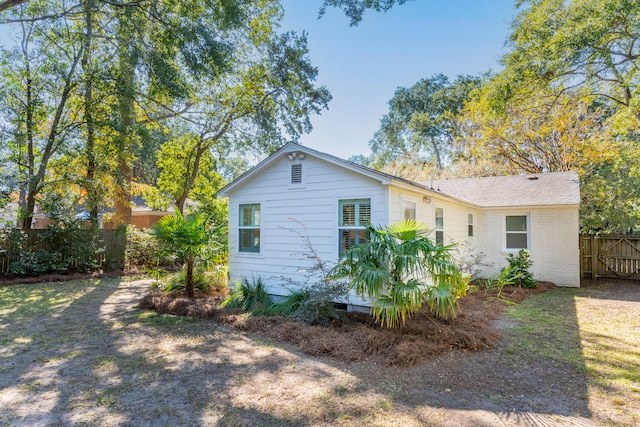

left=138, top=282, right=556, bottom=367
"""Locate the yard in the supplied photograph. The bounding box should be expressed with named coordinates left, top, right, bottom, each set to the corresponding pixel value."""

left=1, top=277, right=638, bottom=426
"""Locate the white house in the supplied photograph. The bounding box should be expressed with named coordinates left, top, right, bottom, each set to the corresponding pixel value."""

left=217, top=142, right=580, bottom=303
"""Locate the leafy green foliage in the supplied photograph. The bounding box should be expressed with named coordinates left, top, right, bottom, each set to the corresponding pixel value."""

left=320, top=0, right=411, bottom=26
left=152, top=211, right=216, bottom=297
left=503, top=250, right=536, bottom=289
left=277, top=281, right=349, bottom=326
left=504, top=0, right=640, bottom=126
left=222, top=277, right=274, bottom=314
left=332, top=220, right=468, bottom=328
left=2, top=219, right=101, bottom=276
left=125, top=226, right=175, bottom=270
left=273, top=288, right=311, bottom=316
left=370, top=73, right=480, bottom=171
left=153, top=267, right=228, bottom=296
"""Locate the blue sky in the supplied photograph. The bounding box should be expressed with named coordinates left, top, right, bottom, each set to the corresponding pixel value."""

left=279, top=0, right=518, bottom=158
left=0, top=1, right=518, bottom=160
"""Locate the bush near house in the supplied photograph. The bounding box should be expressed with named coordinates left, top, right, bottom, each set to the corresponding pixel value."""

left=331, top=220, right=468, bottom=328
left=503, top=249, right=536, bottom=289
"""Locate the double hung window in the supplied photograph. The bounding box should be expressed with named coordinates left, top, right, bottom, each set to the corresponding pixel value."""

left=339, top=199, right=370, bottom=254
left=239, top=203, right=261, bottom=253
left=506, top=215, right=528, bottom=250
left=435, top=207, right=444, bottom=245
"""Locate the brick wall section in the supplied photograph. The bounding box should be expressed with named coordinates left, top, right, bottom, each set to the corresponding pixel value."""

left=478, top=206, right=580, bottom=287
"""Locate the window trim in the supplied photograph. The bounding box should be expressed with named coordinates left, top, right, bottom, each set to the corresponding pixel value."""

left=402, top=197, right=417, bottom=221
left=468, top=213, right=474, bottom=237
left=238, top=202, right=261, bottom=254
left=338, top=198, right=371, bottom=255
left=504, top=214, right=530, bottom=252
left=435, top=207, right=444, bottom=245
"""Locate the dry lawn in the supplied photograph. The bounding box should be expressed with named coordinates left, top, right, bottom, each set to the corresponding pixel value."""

left=1, top=277, right=638, bottom=426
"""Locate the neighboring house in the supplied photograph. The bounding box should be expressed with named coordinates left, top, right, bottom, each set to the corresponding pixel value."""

left=0, top=202, right=19, bottom=228
left=217, top=142, right=580, bottom=306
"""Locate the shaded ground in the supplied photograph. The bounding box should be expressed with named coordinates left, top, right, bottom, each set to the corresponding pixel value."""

left=138, top=283, right=555, bottom=367
left=1, top=277, right=638, bottom=426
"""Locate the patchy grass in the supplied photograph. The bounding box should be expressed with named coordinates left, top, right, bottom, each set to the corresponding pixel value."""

left=503, top=283, right=640, bottom=426
left=1, top=277, right=638, bottom=426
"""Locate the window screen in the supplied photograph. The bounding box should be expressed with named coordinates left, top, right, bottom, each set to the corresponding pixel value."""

left=506, top=215, right=528, bottom=249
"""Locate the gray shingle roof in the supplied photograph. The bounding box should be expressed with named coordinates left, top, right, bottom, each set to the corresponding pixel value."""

left=425, top=171, right=580, bottom=207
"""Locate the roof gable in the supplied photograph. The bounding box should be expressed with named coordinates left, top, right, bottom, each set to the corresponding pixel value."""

left=218, top=143, right=579, bottom=208
left=217, top=142, right=433, bottom=197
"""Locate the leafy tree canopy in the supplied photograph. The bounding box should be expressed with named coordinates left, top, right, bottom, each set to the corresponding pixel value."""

left=491, top=0, right=640, bottom=128
left=369, top=73, right=480, bottom=171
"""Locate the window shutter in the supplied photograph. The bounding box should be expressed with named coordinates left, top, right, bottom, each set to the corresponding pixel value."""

left=291, top=164, right=302, bottom=184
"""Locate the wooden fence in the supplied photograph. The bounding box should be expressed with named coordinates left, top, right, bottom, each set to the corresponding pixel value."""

left=0, top=228, right=126, bottom=274
left=580, top=234, right=640, bottom=280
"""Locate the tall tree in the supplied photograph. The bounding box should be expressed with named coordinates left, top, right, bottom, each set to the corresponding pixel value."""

left=155, top=30, right=331, bottom=214
left=369, top=74, right=479, bottom=171
left=319, top=0, right=411, bottom=25
left=0, top=4, right=83, bottom=230
left=492, top=0, right=640, bottom=127
left=460, top=92, right=619, bottom=175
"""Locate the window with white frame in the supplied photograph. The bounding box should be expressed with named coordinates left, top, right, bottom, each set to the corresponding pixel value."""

left=339, top=199, right=370, bottom=254
left=505, top=215, right=528, bottom=250
left=435, top=207, right=444, bottom=245
left=403, top=200, right=416, bottom=220
left=239, top=203, right=261, bottom=253
left=468, top=213, right=474, bottom=237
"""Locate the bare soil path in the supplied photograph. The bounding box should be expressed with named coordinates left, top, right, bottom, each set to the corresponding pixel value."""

left=1, top=277, right=638, bottom=426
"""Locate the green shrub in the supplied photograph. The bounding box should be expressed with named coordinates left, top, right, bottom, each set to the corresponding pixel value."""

left=4, top=219, right=101, bottom=276
left=37, top=220, right=101, bottom=273
left=125, top=226, right=174, bottom=270
left=267, top=219, right=350, bottom=325
left=222, top=277, right=273, bottom=314
left=502, top=249, right=536, bottom=288
left=152, top=211, right=214, bottom=298
left=331, top=220, right=468, bottom=328
left=274, top=288, right=311, bottom=316
left=273, top=281, right=349, bottom=326
left=154, top=267, right=228, bottom=295
left=290, top=282, right=349, bottom=326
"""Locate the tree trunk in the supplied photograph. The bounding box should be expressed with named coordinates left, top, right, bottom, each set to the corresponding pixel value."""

left=430, top=136, right=443, bottom=170
left=112, top=12, right=136, bottom=228
left=185, top=256, right=195, bottom=298
left=82, top=0, right=99, bottom=227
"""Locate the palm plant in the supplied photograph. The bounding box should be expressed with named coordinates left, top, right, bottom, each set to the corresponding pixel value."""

left=152, top=211, right=212, bottom=298
left=332, top=219, right=468, bottom=328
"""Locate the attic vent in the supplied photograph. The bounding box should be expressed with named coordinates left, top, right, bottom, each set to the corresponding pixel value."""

left=291, top=164, right=302, bottom=184
left=527, top=176, right=539, bottom=180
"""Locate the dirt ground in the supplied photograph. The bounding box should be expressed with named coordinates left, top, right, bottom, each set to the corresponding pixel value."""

left=138, top=282, right=555, bottom=367
left=1, top=277, right=637, bottom=426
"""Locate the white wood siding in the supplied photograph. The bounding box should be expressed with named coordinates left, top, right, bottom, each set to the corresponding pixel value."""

left=388, top=186, right=481, bottom=269
left=227, top=154, right=386, bottom=299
